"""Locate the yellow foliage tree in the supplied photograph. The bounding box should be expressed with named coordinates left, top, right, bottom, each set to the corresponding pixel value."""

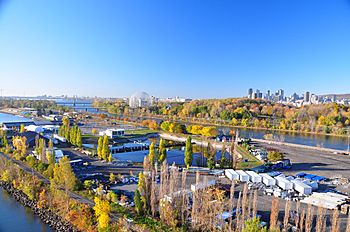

left=93, top=197, right=111, bottom=229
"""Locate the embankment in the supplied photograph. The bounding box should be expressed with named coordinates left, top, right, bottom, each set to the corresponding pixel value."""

left=252, top=138, right=350, bottom=155
left=0, top=181, right=78, bottom=232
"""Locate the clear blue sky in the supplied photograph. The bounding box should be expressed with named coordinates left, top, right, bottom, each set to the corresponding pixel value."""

left=1, top=0, right=350, bottom=99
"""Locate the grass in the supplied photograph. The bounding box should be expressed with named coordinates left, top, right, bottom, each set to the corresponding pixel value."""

left=82, top=134, right=99, bottom=139
left=236, top=145, right=262, bottom=170
left=125, top=129, right=156, bottom=136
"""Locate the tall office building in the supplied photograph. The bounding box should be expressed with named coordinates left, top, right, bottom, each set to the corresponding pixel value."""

left=248, top=88, right=253, bottom=98
left=304, top=91, right=310, bottom=102
left=278, top=89, right=284, bottom=101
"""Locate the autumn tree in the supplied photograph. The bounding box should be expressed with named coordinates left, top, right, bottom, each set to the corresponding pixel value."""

left=51, top=156, right=77, bottom=195
left=148, top=142, right=156, bottom=165
left=268, top=151, right=284, bottom=162
left=93, top=197, right=111, bottom=230
left=20, top=124, right=25, bottom=133
left=109, top=173, right=116, bottom=183
left=158, top=139, right=167, bottom=164
left=12, top=136, right=27, bottom=159
left=101, top=135, right=110, bottom=161
left=97, top=136, right=103, bottom=159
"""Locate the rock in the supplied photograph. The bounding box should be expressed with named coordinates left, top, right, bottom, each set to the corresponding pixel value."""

left=0, top=182, right=80, bottom=232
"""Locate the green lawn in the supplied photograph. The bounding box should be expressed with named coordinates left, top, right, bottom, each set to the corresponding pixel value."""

left=236, top=145, right=262, bottom=170
left=125, top=129, right=156, bottom=136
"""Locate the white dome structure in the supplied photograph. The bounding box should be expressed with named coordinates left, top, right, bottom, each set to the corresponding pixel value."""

left=129, top=91, right=152, bottom=108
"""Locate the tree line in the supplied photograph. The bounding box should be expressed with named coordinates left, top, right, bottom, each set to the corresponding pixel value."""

left=94, top=98, right=350, bottom=135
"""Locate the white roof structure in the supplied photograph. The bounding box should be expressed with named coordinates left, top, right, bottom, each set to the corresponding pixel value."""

left=25, top=125, right=44, bottom=133
left=129, top=91, right=152, bottom=108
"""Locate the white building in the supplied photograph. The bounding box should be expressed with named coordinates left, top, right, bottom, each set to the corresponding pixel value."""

left=99, top=128, right=125, bottom=139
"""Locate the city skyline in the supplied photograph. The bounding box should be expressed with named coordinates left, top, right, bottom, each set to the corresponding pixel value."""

left=1, top=1, right=350, bottom=98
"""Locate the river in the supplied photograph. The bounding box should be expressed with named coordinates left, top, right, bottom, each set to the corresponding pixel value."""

left=52, top=100, right=350, bottom=151
left=0, top=188, right=53, bottom=232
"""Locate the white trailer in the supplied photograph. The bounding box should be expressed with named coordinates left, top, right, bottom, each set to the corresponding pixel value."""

left=246, top=171, right=262, bottom=183
left=53, top=134, right=67, bottom=143
left=236, top=170, right=250, bottom=182
left=225, top=169, right=239, bottom=181
left=275, top=176, right=293, bottom=190
left=260, top=173, right=276, bottom=186
left=291, top=180, right=312, bottom=195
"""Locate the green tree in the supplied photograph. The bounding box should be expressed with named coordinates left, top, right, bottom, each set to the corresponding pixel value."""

left=158, top=139, right=167, bottom=164
left=184, top=136, right=193, bottom=168
left=220, top=145, right=227, bottom=168
left=148, top=142, right=156, bottom=165
left=134, top=189, right=143, bottom=215
left=2, top=130, right=9, bottom=148
left=242, top=217, right=267, bottom=232
left=75, top=127, right=82, bottom=147
left=203, top=143, right=215, bottom=169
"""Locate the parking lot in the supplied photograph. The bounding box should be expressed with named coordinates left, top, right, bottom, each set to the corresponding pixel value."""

left=255, top=142, right=350, bottom=195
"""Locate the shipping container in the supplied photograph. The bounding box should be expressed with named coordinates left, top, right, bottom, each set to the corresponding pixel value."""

left=225, top=169, right=239, bottom=181
left=236, top=170, right=250, bottom=182
left=260, top=173, right=276, bottom=186
left=191, top=180, right=216, bottom=192
left=291, top=180, right=312, bottom=195
left=246, top=171, right=262, bottom=183
left=275, top=176, right=293, bottom=190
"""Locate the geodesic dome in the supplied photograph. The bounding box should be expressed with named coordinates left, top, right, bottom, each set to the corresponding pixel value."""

left=129, top=91, right=152, bottom=108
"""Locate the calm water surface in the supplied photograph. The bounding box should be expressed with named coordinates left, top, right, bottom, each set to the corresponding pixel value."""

left=0, top=188, right=53, bottom=232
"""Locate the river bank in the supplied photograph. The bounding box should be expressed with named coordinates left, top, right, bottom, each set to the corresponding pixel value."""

left=0, top=181, right=78, bottom=232
left=106, top=112, right=350, bottom=138
left=251, top=138, right=350, bottom=154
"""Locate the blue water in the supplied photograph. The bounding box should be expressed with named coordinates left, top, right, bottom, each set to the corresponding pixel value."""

left=113, top=149, right=227, bottom=166
left=0, top=112, right=33, bottom=123
left=234, top=128, right=350, bottom=151
left=0, top=188, right=52, bottom=232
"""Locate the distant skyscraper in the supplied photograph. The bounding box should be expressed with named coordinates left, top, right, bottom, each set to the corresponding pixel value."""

left=248, top=88, right=253, bottom=98
left=304, top=91, right=310, bottom=102
left=266, top=90, right=271, bottom=100
left=278, top=89, right=284, bottom=101
left=291, top=93, right=299, bottom=101
left=332, top=95, right=337, bottom=102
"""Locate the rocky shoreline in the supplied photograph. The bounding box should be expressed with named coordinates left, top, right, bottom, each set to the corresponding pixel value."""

left=0, top=181, right=78, bottom=232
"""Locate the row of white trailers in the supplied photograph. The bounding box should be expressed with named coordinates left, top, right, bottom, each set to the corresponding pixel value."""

left=225, top=169, right=312, bottom=195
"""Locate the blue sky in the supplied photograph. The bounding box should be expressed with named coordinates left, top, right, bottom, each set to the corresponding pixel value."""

left=0, top=0, right=350, bottom=98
